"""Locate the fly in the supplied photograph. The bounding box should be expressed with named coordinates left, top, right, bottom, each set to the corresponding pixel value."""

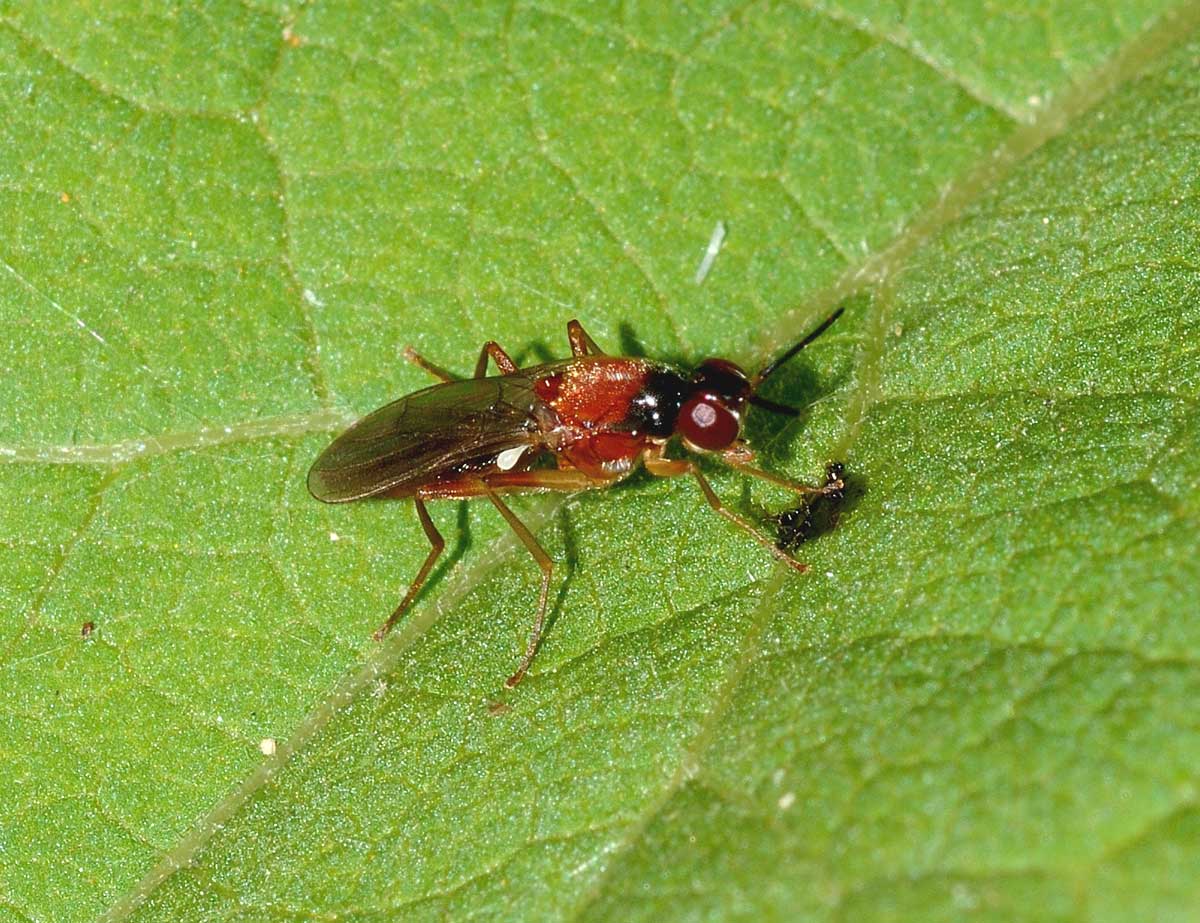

left=308, top=309, right=846, bottom=687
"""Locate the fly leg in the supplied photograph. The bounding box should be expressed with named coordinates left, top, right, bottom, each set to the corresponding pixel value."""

left=567, top=319, right=605, bottom=357
left=403, top=347, right=458, bottom=383
left=372, top=497, right=446, bottom=640
left=401, top=340, right=519, bottom=382
left=473, top=342, right=518, bottom=378
left=721, top=453, right=846, bottom=498
left=482, top=469, right=615, bottom=686
left=397, top=468, right=614, bottom=686
left=643, top=448, right=808, bottom=572
left=478, top=480, right=555, bottom=688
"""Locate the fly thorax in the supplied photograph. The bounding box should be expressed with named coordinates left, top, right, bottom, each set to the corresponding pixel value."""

left=625, top=368, right=688, bottom=438
left=532, top=401, right=567, bottom=443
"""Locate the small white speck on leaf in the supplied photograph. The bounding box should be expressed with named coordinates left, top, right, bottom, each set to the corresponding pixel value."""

left=329, top=531, right=340, bottom=542
left=952, top=883, right=979, bottom=910
left=302, top=288, right=324, bottom=307
left=694, top=220, right=727, bottom=284
left=778, top=792, right=796, bottom=810
left=259, top=738, right=276, bottom=756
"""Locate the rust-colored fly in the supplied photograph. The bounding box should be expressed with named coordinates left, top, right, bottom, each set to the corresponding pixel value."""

left=309, top=308, right=845, bottom=687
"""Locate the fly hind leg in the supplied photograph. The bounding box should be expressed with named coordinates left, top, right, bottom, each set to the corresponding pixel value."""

left=402, top=340, right=519, bottom=382
left=403, top=347, right=458, bottom=383
left=481, top=469, right=615, bottom=686
left=373, top=497, right=446, bottom=641
left=567, top=319, right=604, bottom=357
left=473, top=342, right=518, bottom=378
left=480, top=480, right=555, bottom=688
left=405, top=468, right=613, bottom=687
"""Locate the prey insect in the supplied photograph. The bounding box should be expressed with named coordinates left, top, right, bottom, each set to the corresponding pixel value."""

left=308, top=308, right=845, bottom=687
left=773, top=462, right=847, bottom=551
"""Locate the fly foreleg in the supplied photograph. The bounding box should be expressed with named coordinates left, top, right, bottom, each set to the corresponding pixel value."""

left=720, top=454, right=846, bottom=498
left=643, top=448, right=807, bottom=572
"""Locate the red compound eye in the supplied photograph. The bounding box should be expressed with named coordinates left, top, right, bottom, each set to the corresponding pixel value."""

left=678, top=396, right=740, bottom=451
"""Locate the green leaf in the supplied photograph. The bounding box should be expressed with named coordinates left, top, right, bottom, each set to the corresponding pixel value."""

left=1, top=2, right=1197, bottom=921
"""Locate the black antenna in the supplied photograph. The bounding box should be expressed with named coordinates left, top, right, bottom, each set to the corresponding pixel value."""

left=748, top=395, right=801, bottom=416
left=753, top=307, right=844, bottom=387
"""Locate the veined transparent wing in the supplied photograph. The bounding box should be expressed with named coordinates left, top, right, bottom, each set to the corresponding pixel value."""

left=308, top=375, right=543, bottom=502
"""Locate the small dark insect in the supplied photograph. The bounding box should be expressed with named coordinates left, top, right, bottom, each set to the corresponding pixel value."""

left=81, top=621, right=95, bottom=639
left=774, top=462, right=846, bottom=551
left=309, top=308, right=845, bottom=687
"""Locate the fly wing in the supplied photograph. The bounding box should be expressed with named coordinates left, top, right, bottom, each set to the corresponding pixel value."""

left=307, top=375, right=543, bottom=502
